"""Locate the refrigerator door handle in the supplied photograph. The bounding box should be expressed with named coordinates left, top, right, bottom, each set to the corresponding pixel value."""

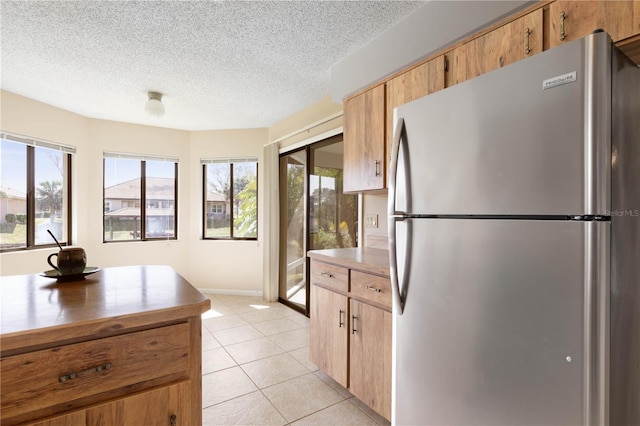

left=388, top=117, right=408, bottom=217
left=389, top=117, right=407, bottom=315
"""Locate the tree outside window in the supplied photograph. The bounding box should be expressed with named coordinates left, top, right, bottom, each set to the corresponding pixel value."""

left=0, top=134, right=73, bottom=251
left=203, top=159, right=258, bottom=240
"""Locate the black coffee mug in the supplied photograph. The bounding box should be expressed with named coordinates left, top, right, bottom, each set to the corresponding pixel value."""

left=47, top=247, right=87, bottom=275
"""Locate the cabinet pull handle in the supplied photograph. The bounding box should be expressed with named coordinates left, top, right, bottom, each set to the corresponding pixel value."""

left=366, top=285, right=382, bottom=293
left=352, top=315, right=357, bottom=334
left=339, top=309, right=345, bottom=328
left=58, top=362, right=112, bottom=383
left=321, top=272, right=333, bottom=278
left=375, top=160, right=381, bottom=177
left=170, top=414, right=177, bottom=426
left=559, top=11, right=567, bottom=41
left=524, top=27, right=531, bottom=55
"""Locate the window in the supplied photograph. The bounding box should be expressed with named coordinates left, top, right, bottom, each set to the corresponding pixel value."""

left=0, top=132, right=74, bottom=252
left=103, top=152, right=178, bottom=242
left=202, top=158, right=258, bottom=240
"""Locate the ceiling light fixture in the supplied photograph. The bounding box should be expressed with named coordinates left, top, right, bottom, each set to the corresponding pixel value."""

left=145, top=91, right=165, bottom=118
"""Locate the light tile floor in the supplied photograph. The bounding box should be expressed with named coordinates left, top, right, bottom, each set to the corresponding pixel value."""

left=201, top=294, right=391, bottom=426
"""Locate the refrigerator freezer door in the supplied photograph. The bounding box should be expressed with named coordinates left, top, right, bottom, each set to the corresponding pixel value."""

left=392, top=33, right=611, bottom=216
left=392, top=219, right=609, bottom=425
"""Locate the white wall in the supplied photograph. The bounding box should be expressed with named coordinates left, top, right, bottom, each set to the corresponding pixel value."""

left=188, top=129, right=268, bottom=294
left=1, top=91, right=91, bottom=276
left=362, top=193, right=389, bottom=250
left=85, top=119, right=192, bottom=278
left=0, top=91, right=267, bottom=295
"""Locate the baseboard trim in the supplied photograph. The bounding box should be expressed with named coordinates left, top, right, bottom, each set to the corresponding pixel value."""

left=198, top=288, right=263, bottom=298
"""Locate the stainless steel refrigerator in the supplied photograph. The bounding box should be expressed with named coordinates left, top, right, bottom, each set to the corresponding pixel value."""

left=388, top=31, right=640, bottom=426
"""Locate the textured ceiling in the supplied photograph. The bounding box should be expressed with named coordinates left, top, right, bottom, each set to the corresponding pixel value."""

left=1, top=0, right=425, bottom=131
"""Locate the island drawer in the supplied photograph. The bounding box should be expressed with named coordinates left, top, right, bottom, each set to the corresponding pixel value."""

left=351, top=271, right=392, bottom=311
left=310, top=260, right=349, bottom=293
left=0, top=322, right=190, bottom=420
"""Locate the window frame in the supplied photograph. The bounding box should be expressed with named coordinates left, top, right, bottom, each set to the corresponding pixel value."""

left=201, top=158, right=258, bottom=241
left=0, top=132, right=74, bottom=252
left=102, top=152, right=179, bottom=243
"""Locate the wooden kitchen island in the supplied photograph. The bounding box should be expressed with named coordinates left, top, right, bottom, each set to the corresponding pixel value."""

left=0, top=265, right=210, bottom=426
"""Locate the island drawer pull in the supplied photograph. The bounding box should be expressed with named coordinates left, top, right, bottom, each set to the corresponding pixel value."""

left=59, top=362, right=113, bottom=383
left=366, top=285, right=382, bottom=293
left=320, top=272, right=334, bottom=278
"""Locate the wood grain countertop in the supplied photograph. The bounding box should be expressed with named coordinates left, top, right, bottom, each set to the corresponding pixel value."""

left=0, top=265, right=211, bottom=356
left=307, top=247, right=390, bottom=277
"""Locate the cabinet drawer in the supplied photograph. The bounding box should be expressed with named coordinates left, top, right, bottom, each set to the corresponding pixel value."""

left=351, top=271, right=392, bottom=311
left=310, top=261, right=349, bottom=293
left=1, top=323, right=190, bottom=420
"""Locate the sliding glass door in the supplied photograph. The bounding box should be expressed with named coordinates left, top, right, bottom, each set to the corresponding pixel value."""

left=309, top=138, right=357, bottom=251
left=279, top=149, right=307, bottom=311
left=278, top=135, right=358, bottom=315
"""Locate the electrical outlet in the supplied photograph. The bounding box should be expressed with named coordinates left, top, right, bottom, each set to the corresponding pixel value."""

left=364, top=214, right=378, bottom=228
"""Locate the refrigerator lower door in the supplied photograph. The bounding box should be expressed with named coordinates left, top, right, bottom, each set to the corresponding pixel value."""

left=392, top=219, right=609, bottom=425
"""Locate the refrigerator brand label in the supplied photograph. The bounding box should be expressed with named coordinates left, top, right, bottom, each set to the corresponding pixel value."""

left=543, top=71, right=577, bottom=90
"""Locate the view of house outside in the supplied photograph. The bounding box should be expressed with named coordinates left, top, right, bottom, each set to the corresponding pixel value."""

left=204, top=160, right=258, bottom=239
left=103, top=156, right=176, bottom=241
left=0, top=137, right=69, bottom=251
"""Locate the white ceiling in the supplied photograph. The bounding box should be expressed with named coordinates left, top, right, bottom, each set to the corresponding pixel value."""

left=0, top=0, right=425, bottom=131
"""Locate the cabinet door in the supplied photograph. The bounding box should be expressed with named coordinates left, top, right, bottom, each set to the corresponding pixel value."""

left=25, top=382, right=190, bottom=426
left=349, top=299, right=392, bottom=421
left=597, top=1, right=640, bottom=43
left=309, top=285, right=349, bottom=387
left=343, top=84, right=385, bottom=193
left=86, top=381, right=191, bottom=426
left=549, top=1, right=597, bottom=47
left=466, top=8, right=543, bottom=80
left=550, top=1, right=640, bottom=47
left=386, top=56, right=445, bottom=156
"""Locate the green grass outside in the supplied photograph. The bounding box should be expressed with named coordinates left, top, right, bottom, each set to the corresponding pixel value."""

left=205, top=227, right=231, bottom=238
left=0, top=218, right=62, bottom=247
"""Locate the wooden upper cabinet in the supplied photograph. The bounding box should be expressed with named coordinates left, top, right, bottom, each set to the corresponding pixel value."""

left=343, top=1, right=640, bottom=195
left=466, top=8, right=543, bottom=80
left=343, top=84, right=386, bottom=193
left=550, top=1, right=640, bottom=47
left=445, top=45, right=467, bottom=88
left=596, top=1, right=640, bottom=42
left=549, top=1, right=598, bottom=47
left=386, top=55, right=445, bottom=159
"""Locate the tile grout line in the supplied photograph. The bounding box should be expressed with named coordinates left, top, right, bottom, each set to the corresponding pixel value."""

left=201, top=295, right=384, bottom=425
